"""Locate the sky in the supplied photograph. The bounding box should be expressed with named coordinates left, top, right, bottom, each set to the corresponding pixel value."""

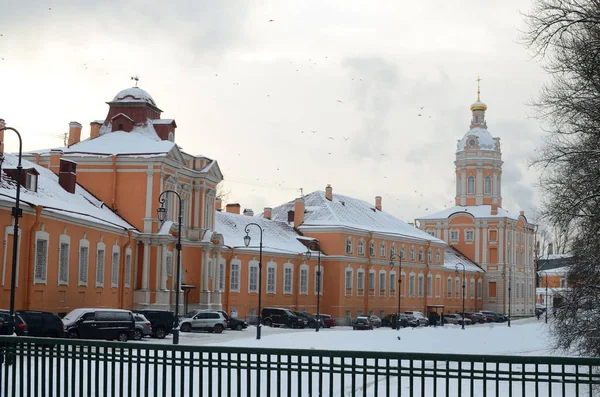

left=0, top=0, right=548, bottom=223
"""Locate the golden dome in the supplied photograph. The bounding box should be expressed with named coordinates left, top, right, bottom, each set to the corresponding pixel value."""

left=470, top=100, right=487, bottom=111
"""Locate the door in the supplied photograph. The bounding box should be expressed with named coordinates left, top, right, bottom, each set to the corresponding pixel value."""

left=77, top=312, right=98, bottom=339
left=191, top=313, right=206, bottom=330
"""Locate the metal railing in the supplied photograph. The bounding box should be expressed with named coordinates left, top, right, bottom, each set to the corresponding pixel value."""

left=1, top=336, right=599, bottom=396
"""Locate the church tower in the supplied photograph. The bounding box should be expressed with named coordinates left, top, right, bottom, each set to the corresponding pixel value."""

left=454, top=80, right=503, bottom=210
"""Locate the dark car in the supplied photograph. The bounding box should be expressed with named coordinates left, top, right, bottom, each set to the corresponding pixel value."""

left=16, top=310, right=65, bottom=338
left=480, top=311, right=506, bottom=323
left=352, top=316, right=373, bottom=330
left=467, top=313, right=486, bottom=324
left=294, top=311, right=325, bottom=329
left=0, top=310, right=27, bottom=336
left=62, top=308, right=135, bottom=342
left=210, top=310, right=248, bottom=331
left=318, top=314, right=336, bottom=328
left=383, top=313, right=415, bottom=328
left=133, top=309, right=175, bottom=339
left=262, top=307, right=307, bottom=328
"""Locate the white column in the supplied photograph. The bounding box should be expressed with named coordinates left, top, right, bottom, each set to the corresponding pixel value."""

left=498, top=224, right=504, bottom=263
left=476, top=166, right=483, bottom=205
left=142, top=242, right=150, bottom=289
left=482, top=224, right=488, bottom=265
left=460, top=167, right=467, bottom=206
left=474, top=223, right=480, bottom=263
left=160, top=244, right=167, bottom=290
left=145, top=166, right=154, bottom=218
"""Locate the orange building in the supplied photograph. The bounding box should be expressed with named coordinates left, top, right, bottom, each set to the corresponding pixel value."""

left=416, top=91, right=537, bottom=316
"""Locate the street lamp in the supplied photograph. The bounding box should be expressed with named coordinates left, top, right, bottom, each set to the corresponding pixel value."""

left=157, top=190, right=183, bottom=345
left=389, top=253, right=402, bottom=331
left=540, top=271, right=549, bottom=324
left=305, top=239, right=322, bottom=332
left=0, top=126, right=23, bottom=336
left=507, top=264, right=514, bottom=328
left=244, top=223, right=263, bottom=340
left=455, top=263, right=466, bottom=330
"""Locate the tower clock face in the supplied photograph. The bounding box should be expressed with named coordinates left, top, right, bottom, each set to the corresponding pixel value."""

left=469, top=139, right=476, bottom=147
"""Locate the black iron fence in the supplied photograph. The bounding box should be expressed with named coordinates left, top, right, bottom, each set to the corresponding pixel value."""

left=1, top=336, right=599, bottom=396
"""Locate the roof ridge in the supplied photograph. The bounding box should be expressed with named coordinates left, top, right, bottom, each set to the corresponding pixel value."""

left=317, top=190, right=341, bottom=223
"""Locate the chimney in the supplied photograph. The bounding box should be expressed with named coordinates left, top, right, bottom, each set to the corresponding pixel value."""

left=59, top=158, right=77, bottom=194
left=325, top=184, right=332, bottom=201
left=264, top=207, right=272, bottom=220
left=49, top=149, right=63, bottom=175
left=375, top=196, right=382, bottom=211
left=287, top=210, right=294, bottom=223
left=0, top=118, right=5, bottom=153
left=90, top=121, right=102, bottom=140
left=294, top=198, right=305, bottom=229
left=215, top=198, right=222, bottom=212
left=225, top=203, right=241, bottom=215
left=243, top=208, right=254, bottom=216
left=67, top=121, right=82, bottom=146
left=519, top=210, right=525, bottom=217
left=490, top=203, right=498, bottom=215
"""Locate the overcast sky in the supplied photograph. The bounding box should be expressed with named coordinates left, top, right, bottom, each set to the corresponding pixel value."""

left=0, top=0, right=547, bottom=223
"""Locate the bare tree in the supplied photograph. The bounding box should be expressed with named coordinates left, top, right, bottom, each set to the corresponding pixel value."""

left=523, top=0, right=600, bottom=356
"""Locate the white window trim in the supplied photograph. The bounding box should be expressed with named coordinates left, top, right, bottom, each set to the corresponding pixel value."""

left=450, top=229, right=459, bottom=242
left=409, top=246, right=415, bottom=261
left=345, top=267, right=353, bottom=295
left=357, top=268, right=365, bottom=294
left=78, top=239, right=90, bottom=287
left=166, top=251, right=173, bottom=277
left=380, top=242, right=386, bottom=258
left=435, top=274, right=441, bottom=298
left=477, top=279, right=482, bottom=299
left=95, top=242, right=106, bottom=288
left=436, top=249, right=441, bottom=264
left=418, top=273, right=424, bottom=298
left=427, top=248, right=432, bottom=263
left=300, top=263, right=309, bottom=295
left=484, top=175, right=492, bottom=194
left=345, top=237, right=353, bottom=255
left=283, top=262, right=293, bottom=295
left=111, top=245, right=120, bottom=288
left=369, top=241, right=375, bottom=257
left=400, top=271, right=406, bottom=297
left=57, top=234, right=71, bottom=286
left=266, top=261, right=277, bottom=294
left=124, top=248, right=132, bottom=288
left=409, top=272, right=415, bottom=297
left=248, top=260, right=259, bottom=293
left=34, top=231, right=49, bottom=285
left=390, top=271, right=397, bottom=294
left=427, top=274, right=432, bottom=298
left=447, top=277, right=453, bottom=298
left=357, top=239, right=365, bottom=255
left=314, top=266, right=323, bottom=295
left=470, top=278, right=475, bottom=299
left=378, top=270, right=386, bottom=297
left=368, top=270, right=376, bottom=291
left=230, top=259, right=241, bottom=292
left=418, top=247, right=424, bottom=262
left=455, top=277, right=461, bottom=298
left=465, top=229, right=474, bottom=242
left=467, top=175, right=475, bottom=194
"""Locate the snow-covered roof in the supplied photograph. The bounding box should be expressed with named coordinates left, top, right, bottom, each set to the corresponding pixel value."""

left=539, top=253, right=572, bottom=261
left=0, top=153, right=134, bottom=230
left=419, top=205, right=519, bottom=221
left=271, top=190, right=443, bottom=243
left=215, top=211, right=311, bottom=255
left=112, top=87, right=156, bottom=106
left=151, top=119, right=175, bottom=125
left=443, top=246, right=484, bottom=273
left=538, top=266, right=569, bottom=276
left=456, top=127, right=497, bottom=152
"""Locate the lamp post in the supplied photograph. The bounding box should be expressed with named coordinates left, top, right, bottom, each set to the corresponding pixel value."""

left=244, top=223, right=263, bottom=340
left=508, top=264, right=514, bottom=328
left=389, top=253, right=402, bottom=331
left=0, top=126, right=23, bottom=336
left=455, top=263, right=466, bottom=330
left=305, top=239, right=322, bottom=332
left=157, top=190, right=183, bottom=345
left=540, top=271, right=549, bottom=324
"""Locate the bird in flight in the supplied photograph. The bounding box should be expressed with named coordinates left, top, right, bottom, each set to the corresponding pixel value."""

left=418, top=114, right=422, bottom=117
left=337, top=100, right=343, bottom=104
left=420, top=106, right=424, bottom=110
left=343, top=137, right=350, bottom=141
left=328, top=137, right=334, bottom=140
left=268, top=19, right=274, bottom=22
left=311, top=130, right=317, bottom=134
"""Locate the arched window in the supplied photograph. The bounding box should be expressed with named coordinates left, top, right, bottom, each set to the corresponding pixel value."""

left=400, top=246, right=405, bottom=260
left=467, top=175, right=475, bottom=194
left=380, top=242, right=386, bottom=258
left=409, top=246, right=415, bottom=260
left=345, top=238, right=353, bottom=254
left=484, top=176, right=492, bottom=194
left=168, top=132, right=174, bottom=142
left=357, top=240, right=365, bottom=255
left=369, top=241, right=375, bottom=257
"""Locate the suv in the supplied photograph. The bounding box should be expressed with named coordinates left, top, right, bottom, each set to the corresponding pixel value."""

left=179, top=311, right=227, bottom=333
left=405, top=311, right=429, bottom=327
left=62, top=308, right=135, bottom=342
left=0, top=310, right=27, bottom=336
left=480, top=311, right=506, bottom=323
left=261, top=307, right=307, bottom=328
left=133, top=309, right=175, bottom=339
left=443, top=314, right=472, bottom=326
left=318, top=314, right=336, bottom=328
left=16, top=310, right=65, bottom=338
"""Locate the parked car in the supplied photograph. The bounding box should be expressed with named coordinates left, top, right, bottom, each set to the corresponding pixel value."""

left=133, top=309, right=176, bottom=339
left=469, top=313, right=487, bottom=324
left=133, top=314, right=153, bottom=340
left=62, top=308, right=135, bottom=342
left=352, top=316, right=373, bottom=330
left=293, top=311, right=324, bottom=329
left=405, top=311, right=429, bottom=326
left=382, top=313, right=413, bottom=328
left=208, top=310, right=248, bottom=331
left=480, top=311, right=506, bottom=323
left=317, top=314, right=336, bottom=328
left=0, top=310, right=27, bottom=336
left=179, top=310, right=228, bottom=333
left=443, top=314, right=473, bottom=326
left=261, top=307, right=307, bottom=328
left=368, top=315, right=382, bottom=328
left=16, top=310, right=65, bottom=338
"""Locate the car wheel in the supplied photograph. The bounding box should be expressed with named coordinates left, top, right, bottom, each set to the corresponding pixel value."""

left=235, top=324, right=243, bottom=331
left=214, top=324, right=224, bottom=334
left=290, top=321, right=297, bottom=329
left=264, top=319, right=272, bottom=327
left=68, top=330, right=79, bottom=339
left=181, top=323, right=192, bottom=333
left=133, top=329, right=143, bottom=341
left=154, top=326, right=167, bottom=339
left=117, top=332, right=128, bottom=342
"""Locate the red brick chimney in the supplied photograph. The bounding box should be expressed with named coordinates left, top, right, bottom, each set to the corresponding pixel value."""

left=264, top=207, right=272, bottom=220
left=67, top=121, right=82, bottom=146
left=294, top=198, right=305, bottom=228
left=215, top=198, right=222, bottom=212
left=226, top=203, right=241, bottom=214
left=59, top=158, right=77, bottom=194
left=375, top=196, right=382, bottom=211
left=90, top=121, right=102, bottom=140
left=491, top=203, right=498, bottom=216
left=325, top=184, right=332, bottom=201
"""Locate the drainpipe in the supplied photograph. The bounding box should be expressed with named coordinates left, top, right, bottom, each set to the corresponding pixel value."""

left=111, top=155, right=118, bottom=211
left=119, top=230, right=133, bottom=308
left=25, top=206, right=43, bottom=309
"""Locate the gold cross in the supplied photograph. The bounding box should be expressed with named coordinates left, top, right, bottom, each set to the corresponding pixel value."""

left=476, top=76, right=482, bottom=100
left=131, top=74, right=140, bottom=87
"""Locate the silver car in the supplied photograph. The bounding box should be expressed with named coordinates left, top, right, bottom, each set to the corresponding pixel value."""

left=368, top=315, right=382, bottom=328
left=133, top=314, right=153, bottom=340
left=179, top=310, right=228, bottom=334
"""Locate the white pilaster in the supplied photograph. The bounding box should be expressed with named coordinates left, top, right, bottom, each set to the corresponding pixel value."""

left=160, top=244, right=167, bottom=290
left=142, top=242, right=150, bottom=289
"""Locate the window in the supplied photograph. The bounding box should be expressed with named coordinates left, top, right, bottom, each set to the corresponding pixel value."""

left=166, top=252, right=173, bottom=277
left=447, top=277, right=452, bottom=298
left=436, top=249, right=441, bottom=264
left=284, top=267, right=292, bottom=294
left=379, top=272, right=386, bottom=295
left=368, top=271, right=375, bottom=290
left=470, top=279, right=475, bottom=299
left=78, top=244, right=89, bottom=286
left=455, top=277, right=460, bottom=297
left=314, top=267, right=323, bottom=295
left=218, top=262, right=225, bottom=291
left=96, top=245, right=105, bottom=287
left=477, top=279, right=482, bottom=298
left=456, top=176, right=461, bottom=196
left=418, top=274, right=424, bottom=297
left=357, top=270, right=364, bottom=291
left=450, top=230, right=459, bottom=242
left=489, top=230, right=497, bottom=242
left=418, top=247, right=423, bottom=262
left=249, top=262, right=258, bottom=292
left=390, top=273, right=396, bottom=292
left=400, top=272, right=406, bottom=296
left=484, top=176, right=492, bottom=194
left=427, top=274, right=432, bottom=297
left=358, top=240, right=364, bottom=255
left=111, top=249, right=120, bottom=287
left=435, top=275, right=441, bottom=297
left=380, top=242, right=386, bottom=258
left=466, top=230, right=474, bottom=241
left=34, top=236, right=48, bottom=283
left=345, top=268, right=353, bottom=294
left=58, top=241, right=69, bottom=285
left=266, top=264, right=276, bottom=293
left=369, top=241, right=375, bottom=257
left=124, top=251, right=132, bottom=288
left=409, top=273, right=415, bottom=297
left=390, top=245, right=396, bottom=257
left=26, top=173, right=38, bottom=191
left=409, top=246, right=415, bottom=260
left=427, top=230, right=435, bottom=237
left=401, top=246, right=405, bottom=260
left=345, top=238, right=353, bottom=254
left=467, top=175, right=475, bottom=194
left=300, top=265, right=309, bottom=294
left=230, top=261, right=240, bottom=291
left=489, top=281, right=497, bottom=298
